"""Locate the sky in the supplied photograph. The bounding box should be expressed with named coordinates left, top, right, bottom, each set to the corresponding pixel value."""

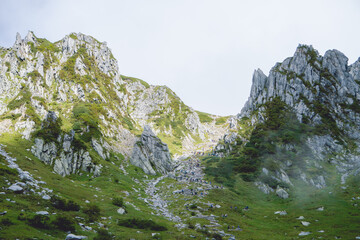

left=0, top=0, right=360, bottom=116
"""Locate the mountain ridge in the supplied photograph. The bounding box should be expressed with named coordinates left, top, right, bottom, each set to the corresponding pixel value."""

left=1, top=32, right=360, bottom=239
left=214, top=44, right=360, bottom=197
left=0, top=31, right=232, bottom=175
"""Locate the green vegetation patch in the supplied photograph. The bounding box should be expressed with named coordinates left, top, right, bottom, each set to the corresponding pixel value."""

left=33, top=113, right=62, bottom=143
left=215, top=116, right=228, bottom=125
left=7, top=86, right=31, bottom=110
left=72, top=102, right=102, bottom=142
left=118, top=218, right=167, bottom=231
left=210, top=97, right=312, bottom=183
left=121, top=75, right=150, bottom=88
left=196, top=111, right=213, bottom=123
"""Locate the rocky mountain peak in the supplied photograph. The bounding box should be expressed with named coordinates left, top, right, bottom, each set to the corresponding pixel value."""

left=229, top=44, right=360, bottom=195
left=0, top=31, right=231, bottom=178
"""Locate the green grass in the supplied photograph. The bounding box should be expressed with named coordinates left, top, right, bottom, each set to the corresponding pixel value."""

left=215, top=116, right=228, bottom=125
left=196, top=111, right=213, bottom=123
left=121, top=75, right=150, bottom=89
left=0, top=133, right=201, bottom=239
left=0, top=133, right=359, bottom=239
left=202, top=165, right=360, bottom=239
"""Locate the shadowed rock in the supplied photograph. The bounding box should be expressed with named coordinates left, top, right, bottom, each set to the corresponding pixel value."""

left=131, top=125, right=173, bottom=175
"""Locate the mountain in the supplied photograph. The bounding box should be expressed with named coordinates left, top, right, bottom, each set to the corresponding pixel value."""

left=0, top=31, right=231, bottom=176
left=214, top=44, right=360, bottom=196
left=0, top=32, right=359, bottom=240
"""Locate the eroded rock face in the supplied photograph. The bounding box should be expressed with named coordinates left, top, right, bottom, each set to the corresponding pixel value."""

left=218, top=45, right=360, bottom=197
left=130, top=125, right=173, bottom=175
left=31, top=112, right=102, bottom=176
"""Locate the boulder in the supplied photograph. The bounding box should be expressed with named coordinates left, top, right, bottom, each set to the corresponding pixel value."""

left=254, top=181, right=274, bottom=194
left=301, top=221, right=310, bottom=226
left=36, top=211, right=49, bottom=215
left=8, top=184, right=23, bottom=192
left=276, top=186, right=289, bottom=199
left=117, top=207, right=125, bottom=214
left=65, top=234, right=87, bottom=240
left=130, top=125, right=173, bottom=175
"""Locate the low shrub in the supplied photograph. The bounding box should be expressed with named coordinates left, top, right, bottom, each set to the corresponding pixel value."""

left=83, top=204, right=101, bottom=222
left=112, top=197, right=124, bottom=207
left=93, top=229, right=112, bottom=240
left=51, top=196, right=80, bottom=211
left=52, top=215, right=75, bottom=231
left=0, top=218, right=14, bottom=227
left=118, top=218, right=167, bottom=231
left=27, top=214, right=51, bottom=229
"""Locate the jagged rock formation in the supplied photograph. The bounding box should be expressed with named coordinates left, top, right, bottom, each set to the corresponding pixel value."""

left=0, top=31, right=230, bottom=173
left=31, top=111, right=102, bottom=176
left=131, top=125, right=173, bottom=175
left=222, top=44, right=360, bottom=195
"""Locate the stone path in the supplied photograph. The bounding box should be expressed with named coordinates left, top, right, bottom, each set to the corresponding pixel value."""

left=144, top=175, right=182, bottom=222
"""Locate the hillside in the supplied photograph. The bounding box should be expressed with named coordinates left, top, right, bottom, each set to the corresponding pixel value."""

left=214, top=45, right=360, bottom=192
left=0, top=31, right=232, bottom=175
left=0, top=33, right=359, bottom=240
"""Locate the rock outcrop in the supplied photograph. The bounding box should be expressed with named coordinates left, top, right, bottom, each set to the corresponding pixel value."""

left=0, top=31, right=230, bottom=164
left=130, top=125, right=173, bottom=175
left=216, top=44, right=360, bottom=197
left=31, top=112, right=102, bottom=176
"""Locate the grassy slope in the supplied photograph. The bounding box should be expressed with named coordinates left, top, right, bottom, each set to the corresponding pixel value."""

left=201, top=156, right=360, bottom=240
left=0, top=133, right=359, bottom=239
left=0, top=133, right=197, bottom=239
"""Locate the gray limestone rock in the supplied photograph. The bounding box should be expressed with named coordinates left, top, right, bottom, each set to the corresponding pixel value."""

left=31, top=112, right=102, bottom=177
left=276, top=186, right=289, bottom=199
left=91, top=138, right=107, bottom=160
left=254, top=181, right=274, bottom=194
left=65, top=234, right=87, bottom=240
left=117, top=207, right=126, bottom=214
left=130, top=125, right=173, bottom=175
left=8, top=184, right=23, bottom=192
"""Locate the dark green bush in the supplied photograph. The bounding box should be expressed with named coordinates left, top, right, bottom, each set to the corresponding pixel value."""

left=188, top=222, right=195, bottom=229
left=83, top=204, right=101, bottom=222
left=51, top=196, right=80, bottom=211
left=67, top=200, right=81, bottom=211
left=118, top=218, right=167, bottom=231
left=52, top=215, right=75, bottom=231
left=0, top=218, right=14, bottom=227
left=93, top=229, right=112, bottom=240
left=33, top=114, right=62, bottom=143
left=112, top=197, right=124, bottom=207
left=27, top=214, right=51, bottom=229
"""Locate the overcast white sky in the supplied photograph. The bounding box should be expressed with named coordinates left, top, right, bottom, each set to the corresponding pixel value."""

left=1, top=0, right=359, bottom=116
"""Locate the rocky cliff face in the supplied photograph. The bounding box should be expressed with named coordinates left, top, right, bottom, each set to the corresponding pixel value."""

left=225, top=45, right=360, bottom=195
left=31, top=111, right=102, bottom=176
left=130, top=125, right=173, bottom=175
left=0, top=31, right=231, bottom=177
